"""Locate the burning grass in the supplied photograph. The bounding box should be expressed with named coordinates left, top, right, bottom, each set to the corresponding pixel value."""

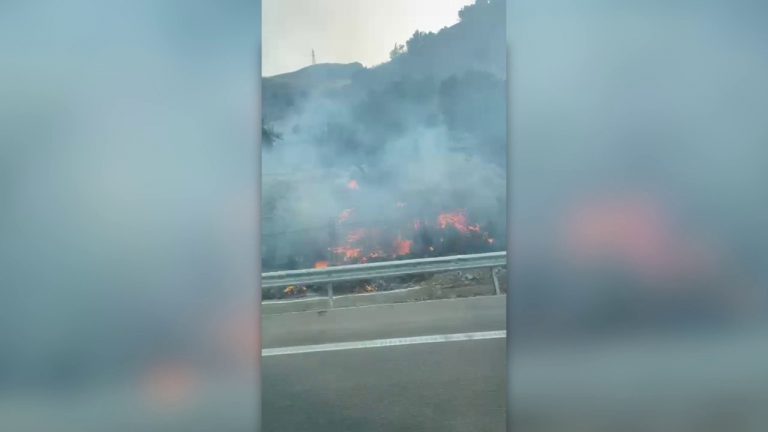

left=267, top=216, right=499, bottom=299
left=261, top=207, right=501, bottom=300
left=319, top=209, right=498, bottom=269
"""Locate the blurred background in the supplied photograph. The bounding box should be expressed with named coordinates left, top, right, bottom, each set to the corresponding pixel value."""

left=509, top=0, right=768, bottom=430
left=0, top=1, right=261, bottom=431
left=3, top=0, right=768, bottom=431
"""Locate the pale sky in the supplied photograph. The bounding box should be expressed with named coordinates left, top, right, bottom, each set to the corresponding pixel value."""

left=262, top=0, right=475, bottom=77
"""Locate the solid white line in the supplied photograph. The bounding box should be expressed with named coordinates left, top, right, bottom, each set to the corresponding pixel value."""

left=262, top=330, right=506, bottom=357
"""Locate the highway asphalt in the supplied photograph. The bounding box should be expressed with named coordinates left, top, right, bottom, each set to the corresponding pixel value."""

left=261, top=296, right=507, bottom=432
left=262, top=295, right=768, bottom=432
left=262, top=295, right=507, bottom=348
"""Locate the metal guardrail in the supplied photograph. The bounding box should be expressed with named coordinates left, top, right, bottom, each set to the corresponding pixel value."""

left=261, top=252, right=507, bottom=301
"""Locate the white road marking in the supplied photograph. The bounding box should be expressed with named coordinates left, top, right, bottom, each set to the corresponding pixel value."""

left=262, top=330, right=506, bottom=356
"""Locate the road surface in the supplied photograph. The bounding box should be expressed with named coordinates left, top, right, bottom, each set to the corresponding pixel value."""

left=262, top=294, right=768, bottom=432
left=261, top=296, right=507, bottom=432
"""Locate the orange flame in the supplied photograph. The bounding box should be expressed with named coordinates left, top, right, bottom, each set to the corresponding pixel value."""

left=338, top=209, right=354, bottom=223
left=438, top=211, right=470, bottom=234
left=347, top=180, right=359, bottom=190
left=283, top=285, right=307, bottom=297
left=314, top=261, right=329, bottom=269
left=318, top=207, right=493, bottom=266
left=331, top=246, right=362, bottom=261
left=395, top=237, right=413, bottom=256
left=360, top=250, right=386, bottom=264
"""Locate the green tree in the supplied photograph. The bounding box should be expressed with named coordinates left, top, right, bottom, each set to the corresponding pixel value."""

left=389, top=43, right=406, bottom=60
left=458, top=0, right=495, bottom=22
left=405, top=30, right=436, bottom=54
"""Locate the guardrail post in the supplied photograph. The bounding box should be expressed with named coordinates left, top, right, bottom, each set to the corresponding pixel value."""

left=327, top=219, right=337, bottom=309
left=490, top=267, right=501, bottom=295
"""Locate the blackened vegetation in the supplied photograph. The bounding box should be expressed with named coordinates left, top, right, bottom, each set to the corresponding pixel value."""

left=439, top=71, right=507, bottom=162
left=263, top=216, right=500, bottom=298
left=261, top=0, right=507, bottom=276
left=262, top=123, right=281, bottom=149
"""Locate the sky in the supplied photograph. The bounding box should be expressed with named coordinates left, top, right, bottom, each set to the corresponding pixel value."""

left=262, top=0, right=475, bottom=76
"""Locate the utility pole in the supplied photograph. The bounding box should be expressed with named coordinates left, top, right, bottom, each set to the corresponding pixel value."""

left=312, top=49, right=316, bottom=65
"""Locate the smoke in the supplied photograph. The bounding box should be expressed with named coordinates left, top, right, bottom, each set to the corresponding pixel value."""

left=262, top=0, right=507, bottom=271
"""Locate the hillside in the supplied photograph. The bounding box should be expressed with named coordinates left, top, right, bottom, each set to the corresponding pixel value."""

left=262, top=0, right=505, bottom=126
left=261, top=0, right=507, bottom=272
left=263, top=62, right=365, bottom=124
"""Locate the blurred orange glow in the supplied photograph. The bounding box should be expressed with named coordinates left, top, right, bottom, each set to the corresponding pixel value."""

left=561, top=194, right=715, bottom=281
left=141, top=362, right=199, bottom=409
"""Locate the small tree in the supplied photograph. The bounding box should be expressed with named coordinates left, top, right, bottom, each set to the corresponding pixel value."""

left=262, top=123, right=282, bottom=149
left=406, top=30, right=434, bottom=53
left=389, top=43, right=406, bottom=60
left=458, top=0, right=493, bottom=21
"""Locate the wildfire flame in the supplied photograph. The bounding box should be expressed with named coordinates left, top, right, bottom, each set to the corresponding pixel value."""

left=338, top=209, right=354, bottom=224
left=360, top=250, right=386, bottom=263
left=438, top=211, right=471, bottom=234
left=331, top=246, right=362, bottom=261
left=394, top=237, right=413, bottom=256
left=283, top=285, right=307, bottom=297
left=347, top=179, right=359, bottom=190
left=311, top=206, right=496, bottom=269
